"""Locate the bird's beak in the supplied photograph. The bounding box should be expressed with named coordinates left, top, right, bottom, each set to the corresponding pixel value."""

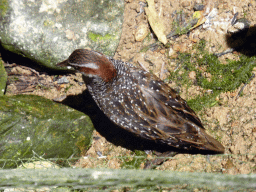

left=57, top=59, right=69, bottom=67
left=57, top=59, right=74, bottom=70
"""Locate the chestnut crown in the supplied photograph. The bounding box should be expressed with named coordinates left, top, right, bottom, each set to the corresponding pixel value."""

left=58, top=49, right=117, bottom=82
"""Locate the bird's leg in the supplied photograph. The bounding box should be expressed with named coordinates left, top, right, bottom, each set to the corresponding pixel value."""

left=144, top=151, right=177, bottom=169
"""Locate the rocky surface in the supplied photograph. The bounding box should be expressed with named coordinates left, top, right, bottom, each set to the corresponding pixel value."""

left=0, top=0, right=124, bottom=69
left=0, top=95, right=94, bottom=168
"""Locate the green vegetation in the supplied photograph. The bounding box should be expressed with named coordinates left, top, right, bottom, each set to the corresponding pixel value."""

left=167, top=39, right=256, bottom=111
left=0, top=59, right=7, bottom=96
left=43, top=19, right=54, bottom=27
left=121, top=150, right=147, bottom=169
left=0, top=0, right=8, bottom=17
left=88, top=32, right=115, bottom=42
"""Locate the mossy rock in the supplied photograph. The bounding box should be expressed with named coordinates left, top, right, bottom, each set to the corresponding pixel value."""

left=0, top=95, right=94, bottom=168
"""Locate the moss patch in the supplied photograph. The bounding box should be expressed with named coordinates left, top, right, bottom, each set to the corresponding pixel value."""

left=167, top=39, right=256, bottom=111
left=0, top=0, right=8, bottom=17
left=88, top=32, right=115, bottom=42
left=121, top=150, right=147, bottom=169
left=0, top=95, right=94, bottom=168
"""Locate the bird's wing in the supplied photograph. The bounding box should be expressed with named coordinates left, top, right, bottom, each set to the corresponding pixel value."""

left=126, top=68, right=224, bottom=153
left=102, top=65, right=224, bottom=153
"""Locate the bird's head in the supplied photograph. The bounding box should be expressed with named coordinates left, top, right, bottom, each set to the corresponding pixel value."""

left=57, top=49, right=117, bottom=82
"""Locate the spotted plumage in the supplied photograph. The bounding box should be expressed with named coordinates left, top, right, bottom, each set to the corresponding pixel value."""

left=57, top=49, right=224, bottom=157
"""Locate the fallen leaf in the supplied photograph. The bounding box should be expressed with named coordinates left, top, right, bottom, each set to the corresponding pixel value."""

left=190, top=10, right=207, bottom=30
left=145, top=0, right=167, bottom=44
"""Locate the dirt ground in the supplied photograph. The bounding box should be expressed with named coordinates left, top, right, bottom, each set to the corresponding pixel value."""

left=2, top=0, right=256, bottom=174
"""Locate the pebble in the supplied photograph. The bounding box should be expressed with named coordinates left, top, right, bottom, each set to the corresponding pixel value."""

left=189, top=71, right=196, bottom=80
left=134, top=23, right=149, bottom=42
left=57, top=76, right=69, bottom=84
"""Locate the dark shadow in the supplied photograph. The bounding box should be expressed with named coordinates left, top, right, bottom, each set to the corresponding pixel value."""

left=59, top=90, right=165, bottom=152
left=59, top=90, right=221, bottom=155
left=225, top=25, right=256, bottom=57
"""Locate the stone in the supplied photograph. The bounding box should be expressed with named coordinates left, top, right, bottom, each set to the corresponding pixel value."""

left=0, top=95, right=94, bottom=168
left=57, top=76, right=69, bottom=84
left=0, top=0, right=124, bottom=69
left=134, top=23, right=149, bottom=42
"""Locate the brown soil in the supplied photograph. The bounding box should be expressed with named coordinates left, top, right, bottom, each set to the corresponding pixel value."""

left=2, top=0, right=256, bottom=174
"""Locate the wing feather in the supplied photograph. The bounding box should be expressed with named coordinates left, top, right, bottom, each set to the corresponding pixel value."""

left=128, top=68, right=223, bottom=153
left=102, top=66, right=224, bottom=153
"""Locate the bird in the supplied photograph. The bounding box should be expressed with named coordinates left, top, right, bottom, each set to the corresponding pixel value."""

left=57, top=49, right=224, bottom=168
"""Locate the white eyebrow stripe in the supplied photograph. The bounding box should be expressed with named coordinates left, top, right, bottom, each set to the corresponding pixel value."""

left=69, top=62, right=99, bottom=69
